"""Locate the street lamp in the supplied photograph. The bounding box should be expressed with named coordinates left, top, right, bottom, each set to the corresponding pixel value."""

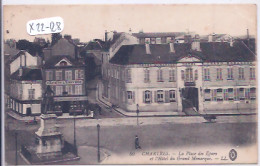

left=15, top=131, right=18, bottom=165
left=97, top=124, right=100, bottom=163
left=136, top=104, right=139, bottom=126
left=73, top=112, right=78, bottom=156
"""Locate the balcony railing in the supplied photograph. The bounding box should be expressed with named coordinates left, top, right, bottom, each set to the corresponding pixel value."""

left=184, top=81, right=196, bottom=86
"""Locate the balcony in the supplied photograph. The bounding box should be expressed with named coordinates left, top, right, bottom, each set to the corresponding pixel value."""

left=184, top=81, right=196, bottom=87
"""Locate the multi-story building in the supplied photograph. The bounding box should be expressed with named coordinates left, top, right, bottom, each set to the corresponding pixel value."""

left=42, top=55, right=87, bottom=114
left=7, top=68, right=43, bottom=115
left=101, top=36, right=256, bottom=113
left=6, top=50, right=43, bottom=115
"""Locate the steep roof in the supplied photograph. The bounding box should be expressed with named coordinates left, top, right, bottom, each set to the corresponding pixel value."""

left=42, top=55, right=84, bottom=68
left=132, top=32, right=187, bottom=38
left=110, top=41, right=256, bottom=65
left=10, top=68, right=42, bottom=81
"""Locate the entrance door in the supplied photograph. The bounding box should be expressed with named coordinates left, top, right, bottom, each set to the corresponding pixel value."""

left=182, top=87, right=199, bottom=111
left=61, top=101, right=70, bottom=113
left=26, top=107, right=32, bottom=116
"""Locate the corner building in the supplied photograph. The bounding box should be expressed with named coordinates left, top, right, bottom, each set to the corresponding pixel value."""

left=102, top=40, right=256, bottom=113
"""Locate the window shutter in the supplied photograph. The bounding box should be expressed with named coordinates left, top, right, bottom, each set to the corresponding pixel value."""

left=154, top=91, right=157, bottom=103
left=150, top=91, right=152, bottom=103
left=143, top=91, right=145, bottom=103
left=165, top=91, right=170, bottom=103
left=133, top=91, right=135, bottom=103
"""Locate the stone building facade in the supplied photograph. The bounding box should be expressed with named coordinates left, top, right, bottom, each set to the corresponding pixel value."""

left=101, top=39, right=256, bottom=113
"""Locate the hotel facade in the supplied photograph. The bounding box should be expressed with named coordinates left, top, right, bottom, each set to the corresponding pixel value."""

left=101, top=38, right=256, bottom=113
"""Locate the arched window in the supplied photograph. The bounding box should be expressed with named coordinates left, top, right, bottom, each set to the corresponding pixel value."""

left=20, top=54, right=26, bottom=67
left=60, top=61, right=68, bottom=66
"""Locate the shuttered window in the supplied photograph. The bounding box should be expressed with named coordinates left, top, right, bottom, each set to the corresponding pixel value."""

left=169, top=90, right=176, bottom=102
left=143, top=91, right=152, bottom=103
left=204, top=89, right=211, bottom=101
left=157, top=90, right=164, bottom=103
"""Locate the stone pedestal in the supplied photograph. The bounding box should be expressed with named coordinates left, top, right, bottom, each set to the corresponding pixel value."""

left=35, top=114, right=63, bottom=160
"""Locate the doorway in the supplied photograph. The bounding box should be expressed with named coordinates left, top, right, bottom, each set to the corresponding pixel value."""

left=182, top=87, right=199, bottom=111
left=61, top=101, right=70, bottom=113
left=26, top=107, right=32, bottom=116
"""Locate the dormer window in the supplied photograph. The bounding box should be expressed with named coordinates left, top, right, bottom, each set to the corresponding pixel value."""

left=60, top=61, right=68, bottom=66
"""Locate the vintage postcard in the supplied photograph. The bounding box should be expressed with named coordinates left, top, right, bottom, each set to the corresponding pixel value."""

left=2, top=4, right=258, bottom=165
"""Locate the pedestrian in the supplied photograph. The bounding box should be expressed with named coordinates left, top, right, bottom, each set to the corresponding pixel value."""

left=135, top=135, right=141, bottom=149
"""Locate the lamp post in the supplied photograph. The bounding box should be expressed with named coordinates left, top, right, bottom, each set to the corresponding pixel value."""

left=136, top=104, right=139, bottom=126
left=15, top=131, right=18, bottom=165
left=74, top=112, right=78, bottom=156
left=97, top=124, right=100, bottom=163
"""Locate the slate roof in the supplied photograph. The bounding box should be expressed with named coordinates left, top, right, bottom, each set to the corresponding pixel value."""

left=132, top=32, right=187, bottom=38
left=110, top=41, right=256, bottom=65
left=42, top=55, right=84, bottom=68
left=10, top=68, right=42, bottom=81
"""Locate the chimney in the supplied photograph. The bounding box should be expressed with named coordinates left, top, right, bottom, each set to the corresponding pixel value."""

left=129, top=28, right=132, bottom=35
left=247, top=28, right=250, bottom=47
left=169, top=38, right=175, bottom=53
left=208, top=34, right=213, bottom=42
left=145, top=43, right=151, bottom=54
left=64, top=35, right=72, bottom=41
left=191, top=34, right=201, bottom=51
left=230, top=37, right=233, bottom=47
left=18, top=68, right=23, bottom=77
left=105, top=30, right=108, bottom=42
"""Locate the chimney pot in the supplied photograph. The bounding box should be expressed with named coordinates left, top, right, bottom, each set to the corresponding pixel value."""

left=145, top=43, right=151, bottom=54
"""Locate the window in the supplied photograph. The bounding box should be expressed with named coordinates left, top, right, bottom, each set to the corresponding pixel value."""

left=228, top=88, right=234, bottom=100
left=151, top=38, right=156, bottom=44
left=127, top=91, right=133, bottom=99
left=46, top=71, right=53, bottom=80
left=239, top=88, right=245, bottom=100
left=157, top=90, right=164, bottom=103
left=144, top=69, right=150, bottom=83
left=156, top=38, right=161, bottom=44
left=28, top=89, right=35, bottom=99
left=60, top=61, right=67, bottom=66
left=250, top=68, right=255, bottom=80
left=195, top=70, right=198, bottom=80
left=169, top=69, right=175, bottom=82
left=245, top=88, right=250, bottom=100
left=227, top=68, right=233, bottom=80
left=216, top=89, right=223, bottom=101
left=234, top=88, right=239, bottom=101
left=144, top=91, right=151, bottom=103
left=250, top=88, right=256, bottom=100
left=224, top=89, right=228, bottom=101
left=145, top=38, right=150, bottom=44
left=185, top=68, right=193, bottom=82
left=75, top=70, right=84, bottom=79
left=169, top=90, right=176, bottom=102
left=204, top=68, right=210, bottom=81
left=65, top=70, right=72, bottom=80
left=238, top=68, right=245, bottom=80
left=75, top=85, right=82, bottom=95
left=204, top=89, right=211, bottom=101
left=157, top=69, right=163, bottom=82
left=211, top=89, right=217, bottom=101
left=126, top=69, right=132, bottom=83
left=56, top=70, right=62, bottom=81
left=166, top=37, right=173, bottom=43
left=216, top=68, right=223, bottom=80
left=66, top=85, right=73, bottom=95
left=56, top=86, right=63, bottom=96
left=181, top=70, right=185, bottom=80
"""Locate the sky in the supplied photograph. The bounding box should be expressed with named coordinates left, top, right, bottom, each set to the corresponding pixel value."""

left=3, top=4, right=257, bottom=42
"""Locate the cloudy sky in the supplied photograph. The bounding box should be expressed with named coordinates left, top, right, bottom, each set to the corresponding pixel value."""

left=3, top=4, right=256, bottom=42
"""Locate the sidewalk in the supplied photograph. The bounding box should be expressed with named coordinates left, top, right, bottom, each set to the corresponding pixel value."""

left=6, top=109, right=94, bottom=122
left=96, top=81, right=257, bottom=117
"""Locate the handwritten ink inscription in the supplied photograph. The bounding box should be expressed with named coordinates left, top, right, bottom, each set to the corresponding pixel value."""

left=26, top=17, right=64, bottom=35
